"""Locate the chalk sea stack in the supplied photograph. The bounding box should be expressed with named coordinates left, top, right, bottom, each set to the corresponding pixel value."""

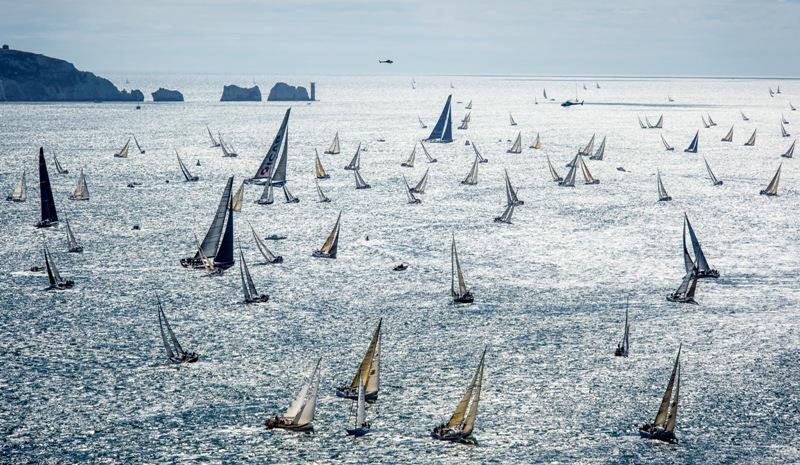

left=220, top=84, right=261, bottom=102
left=0, top=46, right=143, bottom=102
left=267, top=82, right=316, bottom=101
left=152, top=88, right=184, bottom=102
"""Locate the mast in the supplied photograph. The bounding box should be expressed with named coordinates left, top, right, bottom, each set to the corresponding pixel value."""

left=37, top=148, right=59, bottom=226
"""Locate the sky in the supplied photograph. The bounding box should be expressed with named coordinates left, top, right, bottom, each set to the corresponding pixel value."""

left=1, top=0, right=799, bottom=77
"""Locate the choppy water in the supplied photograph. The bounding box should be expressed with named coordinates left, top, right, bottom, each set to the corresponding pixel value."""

left=1, top=75, right=799, bottom=464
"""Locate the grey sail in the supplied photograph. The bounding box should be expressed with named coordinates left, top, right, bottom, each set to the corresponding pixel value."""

left=507, top=132, right=522, bottom=154
left=53, top=152, right=68, bottom=174
left=219, top=135, right=238, bottom=157
left=451, top=234, right=471, bottom=302
left=354, top=169, right=371, bottom=189
left=315, top=179, right=330, bottom=202
left=176, top=151, right=198, bottom=181
left=781, top=121, right=790, bottom=138
left=465, top=100, right=472, bottom=109
left=645, top=116, right=653, bottom=128
left=194, top=177, right=234, bottom=260
left=684, top=215, right=713, bottom=274
left=781, top=139, right=796, bottom=158
left=661, top=133, right=675, bottom=151
left=282, top=185, right=299, bottom=203
left=471, top=142, right=487, bottom=163
left=560, top=156, right=578, bottom=187
left=344, top=143, right=362, bottom=170
left=403, top=175, right=421, bottom=204
left=69, top=170, right=90, bottom=201
left=325, top=132, right=341, bottom=154
left=744, top=129, right=757, bottom=146
left=760, top=164, right=781, bottom=196
left=638, top=116, right=647, bottom=129
left=314, top=212, right=341, bottom=258
left=461, top=155, right=479, bottom=185
left=418, top=115, right=427, bottom=129
left=65, top=218, right=82, bottom=253
left=707, top=114, right=716, bottom=126
left=420, top=141, right=437, bottom=163
left=509, top=113, right=517, bottom=126
left=504, top=168, right=522, bottom=205
left=410, top=168, right=429, bottom=194
left=207, top=126, right=220, bottom=147
left=458, top=112, right=470, bottom=130
left=740, top=111, right=749, bottom=121
left=250, top=108, right=290, bottom=185
left=494, top=203, right=514, bottom=224
left=314, top=150, right=329, bottom=179
left=653, top=345, right=682, bottom=429
left=589, top=136, right=606, bottom=160
left=703, top=158, right=722, bottom=185
left=653, top=115, right=663, bottom=129
left=682, top=218, right=695, bottom=275
left=133, top=135, right=145, bottom=154
left=249, top=222, right=281, bottom=263
left=721, top=126, right=734, bottom=142
left=547, top=156, right=563, bottom=182
left=657, top=171, right=671, bottom=201
left=7, top=171, right=27, bottom=202
left=401, top=145, right=416, bottom=167
left=701, top=115, right=709, bottom=128
left=238, top=244, right=263, bottom=303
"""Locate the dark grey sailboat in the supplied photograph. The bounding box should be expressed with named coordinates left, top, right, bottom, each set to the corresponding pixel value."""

left=65, top=218, right=83, bottom=253
left=401, top=145, right=417, bottom=167
left=43, top=242, right=74, bottom=290
left=315, top=179, right=331, bottom=203
left=180, top=177, right=235, bottom=269
left=249, top=222, right=283, bottom=264
left=420, top=141, right=437, bottom=163
left=780, top=139, right=796, bottom=159
left=53, top=152, right=68, bottom=174
left=703, top=158, right=723, bottom=186
left=657, top=170, right=672, bottom=201
left=177, top=151, right=199, bottom=182
left=667, top=268, right=699, bottom=304
left=493, top=203, right=514, bottom=224
left=238, top=243, right=269, bottom=303
left=504, top=169, right=523, bottom=205
left=35, top=148, right=59, bottom=228
left=684, top=131, right=699, bottom=153
left=451, top=234, right=473, bottom=304
left=461, top=155, right=480, bottom=185
left=157, top=296, right=198, bottom=363
left=282, top=185, right=300, bottom=203
left=760, top=164, right=781, bottom=197
left=614, top=300, right=630, bottom=357
left=410, top=168, right=429, bottom=194
left=312, top=212, right=341, bottom=259
left=547, top=156, right=563, bottom=182
left=354, top=169, right=371, bottom=189
left=683, top=214, right=719, bottom=278
left=403, top=175, right=422, bottom=204
left=639, top=345, right=681, bottom=443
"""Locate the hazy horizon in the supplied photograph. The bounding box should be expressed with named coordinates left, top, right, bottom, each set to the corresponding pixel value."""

left=2, top=0, right=800, bottom=77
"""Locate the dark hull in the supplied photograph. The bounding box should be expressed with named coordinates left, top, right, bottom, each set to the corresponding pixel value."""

left=666, top=294, right=697, bottom=304
left=267, top=256, right=284, bottom=264
left=47, top=280, right=75, bottom=291
left=639, top=427, right=677, bottom=443
left=68, top=196, right=89, bottom=201
left=355, top=185, right=371, bottom=190
left=697, top=269, right=719, bottom=279
left=401, top=162, right=414, bottom=167
left=493, top=217, right=511, bottom=224
left=585, top=180, right=600, bottom=185
left=35, top=220, right=58, bottom=229
left=453, top=292, right=474, bottom=304
left=316, top=175, right=330, bottom=179
left=659, top=196, right=672, bottom=202
left=760, top=190, right=778, bottom=196
left=346, top=427, right=370, bottom=437
left=245, top=295, right=270, bottom=304
left=68, top=246, right=84, bottom=253
left=335, top=387, right=378, bottom=401
left=265, top=418, right=313, bottom=433
left=431, top=429, right=477, bottom=445
left=312, top=250, right=336, bottom=259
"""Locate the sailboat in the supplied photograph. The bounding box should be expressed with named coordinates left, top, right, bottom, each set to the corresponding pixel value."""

left=741, top=111, right=750, bottom=121
left=418, top=115, right=428, bottom=129
left=701, top=115, right=710, bottom=129
left=401, top=145, right=416, bottom=167
left=781, top=114, right=789, bottom=125
left=683, top=214, right=719, bottom=278
left=344, top=143, right=362, bottom=170
left=458, top=112, right=471, bottom=130
left=703, top=158, right=723, bottom=185
left=596, top=82, right=601, bottom=89
left=68, top=171, right=89, bottom=202
left=589, top=136, right=606, bottom=160
left=770, top=88, right=775, bottom=97
left=336, top=319, right=382, bottom=401
left=450, top=234, right=474, bottom=304
left=410, top=168, right=429, bottom=194
left=529, top=132, right=542, bottom=150
left=640, top=345, right=682, bottom=443
left=667, top=268, right=699, bottom=304
left=247, top=108, right=290, bottom=185
left=35, top=148, right=59, bottom=228
left=547, top=156, right=564, bottom=183
left=207, top=126, right=220, bottom=147
left=790, top=102, right=797, bottom=112
left=684, top=131, right=699, bottom=153
left=238, top=243, right=269, bottom=303
left=6, top=171, right=26, bottom=202
left=425, top=95, right=454, bottom=143
left=247, top=222, right=283, bottom=265
left=638, top=116, right=647, bottom=129
left=255, top=177, right=274, bottom=205
left=578, top=155, right=599, bottom=185
left=176, top=151, right=198, bottom=181
left=315, top=179, right=331, bottom=203
left=133, top=135, right=145, bottom=154
left=760, top=164, right=781, bottom=197
left=314, top=149, right=329, bottom=179
left=265, top=358, right=321, bottom=432
left=781, top=121, right=791, bottom=138
left=114, top=138, right=130, bottom=158
left=504, top=168, right=523, bottom=205
left=312, top=212, right=341, bottom=259
left=493, top=203, right=514, bottom=224
left=577, top=134, right=596, bottom=156
left=403, top=175, right=422, bottom=204
left=744, top=129, right=757, bottom=146
left=721, top=126, right=734, bottom=142
left=346, top=376, right=371, bottom=436
left=509, top=113, right=517, bottom=126
left=543, top=88, right=550, bottom=100
left=324, top=132, right=341, bottom=154
left=219, top=135, right=238, bottom=157
left=471, top=142, right=488, bottom=163
left=645, top=116, right=653, bottom=129
left=667, top=95, right=674, bottom=102
left=156, top=296, right=198, bottom=363
left=465, top=100, right=472, bottom=110
left=64, top=218, right=83, bottom=253
left=614, top=301, right=630, bottom=357
left=653, top=115, right=664, bottom=129
left=282, top=185, right=299, bottom=203
left=661, top=134, right=675, bottom=152
left=781, top=139, right=796, bottom=158
left=706, top=114, right=717, bottom=126
left=43, top=242, right=74, bottom=290
left=461, top=155, right=479, bottom=185
left=431, top=348, right=486, bottom=444
left=560, top=156, right=578, bottom=187
left=354, top=168, right=371, bottom=189
left=180, top=177, right=235, bottom=270
left=420, top=141, right=437, bottom=163
left=655, top=170, right=672, bottom=201
left=53, top=152, right=68, bottom=174
left=507, top=132, right=522, bottom=154
left=777, top=85, right=782, bottom=94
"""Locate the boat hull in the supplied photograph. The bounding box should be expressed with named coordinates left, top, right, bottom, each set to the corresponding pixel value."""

left=639, top=426, right=677, bottom=443
left=346, top=426, right=370, bottom=437
left=453, top=293, right=474, bottom=304
left=265, top=417, right=313, bottom=433
left=35, top=220, right=58, bottom=229
left=760, top=190, right=778, bottom=197
left=697, top=269, right=719, bottom=279
left=335, top=387, right=378, bottom=402
left=312, top=250, right=336, bottom=259
left=666, top=294, right=697, bottom=304
left=47, top=280, right=75, bottom=291
left=68, top=246, right=84, bottom=253
left=431, top=428, right=477, bottom=445
left=245, top=294, right=270, bottom=304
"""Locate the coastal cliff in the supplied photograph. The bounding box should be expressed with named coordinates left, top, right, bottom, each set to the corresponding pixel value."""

left=152, top=88, right=184, bottom=102
left=0, top=46, right=143, bottom=102
left=220, top=85, right=261, bottom=102
left=267, top=82, right=315, bottom=101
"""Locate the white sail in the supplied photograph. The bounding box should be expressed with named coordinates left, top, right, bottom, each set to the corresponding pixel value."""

left=295, top=367, right=320, bottom=426
left=507, top=132, right=522, bottom=154
left=7, top=171, right=27, bottom=202
left=411, top=168, right=429, bottom=193
left=256, top=178, right=274, bottom=205
left=495, top=203, right=514, bottom=223
left=661, top=133, right=674, bottom=151
left=355, top=376, right=366, bottom=427
left=314, top=150, right=329, bottom=179
left=231, top=182, right=245, bottom=212
left=65, top=219, right=80, bottom=251
left=286, top=359, right=320, bottom=420
left=560, top=156, right=578, bottom=187
left=589, top=136, right=606, bottom=160
left=401, top=145, right=416, bottom=167
left=69, top=169, right=90, bottom=200
left=114, top=139, right=130, bottom=158
left=761, top=164, right=781, bottom=196
left=315, top=179, right=330, bottom=202
left=325, top=132, right=340, bottom=154
left=451, top=235, right=469, bottom=299
left=703, top=158, right=722, bottom=185
left=744, top=129, right=757, bottom=146
left=461, top=155, right=479, bottom=185
left=653, top=115, right=663, bottom=129
left=344, top=143, right=362, bottom=170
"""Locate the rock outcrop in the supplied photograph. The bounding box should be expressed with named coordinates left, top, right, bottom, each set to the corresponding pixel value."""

left=220, top=85, right=261, bottom=102
left=152, top=88, right=184, bottom=102
left=0, top=47, right=144, bottom=102
left=267, top=82, right=312, bottom=101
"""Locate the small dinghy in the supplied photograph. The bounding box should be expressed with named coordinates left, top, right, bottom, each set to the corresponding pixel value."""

left=666, top=268, right=699, bottom=304
left=282, top=185, right=300, bottom=203
left=344, top=143, right=362, bottom=170
left=314, top=149, right=329, bottom=179
left=6, top=171, right=27, bottom=202
left=504, top=169, right=523, bottom=205
left=157, top=296, right=198, bottom=363
left=266, top=358, right=321, bottom=433
left=790, top=102, right=797, bottom=112
left=509, top=113, right=518, bottom=126
left=43, top=242, right=74, bottom=290
left=661, top=133, right=675, bottom=152
left=721, top=126, right=734, bottom=142
left=410, top=168, right=429, bottom=194
left=114, top=139, right=130, bottom=158
left=684, top=131, right=699, bottom=153
left=354, top=168, right=371, bottom=189
left=324, top=132, right=341, bottom=154
left=346, top=376, right=371, bottom=437
left=336, top=319, right=382, bottom=401
left=703, top=158, right=723, bottom=186
left=589, top=136, right=606, bottom=160
left=219, top=135, right=238, bottom=157
left=638, top=116, right=647, bottom=129
left=238, top=243, right=269, bottom=303
left=781, top=121, right=790, bottom=138
left=578, top=155, right=599, bottom=185
left=667, top=95, right=674, bottom=102
left=701, top=115, right=710, bottom=129
left=176, top=151, right=199, bottom=181
left=760, top=163, right=781, bottom=197
left=507, top=132, right=522, bottom=154
left=403, top=175, right=422, bottom=204
left=133, top=135, right=145, bottom=154
left=312, top=211, right=341, bottom=259
left=401, top=145, right=417, bottom=167
left=461, top=154, right=480, bottom=185
left=421, top=141, right=437, bottom=163
left=207, top=126, right=221, bottom=147
left=248, top=222, right=283, bottom=264
left=780, top=139, right=796, bottom=158
left=781, top=114, right=790, bottom=125
left=65, top=219, right=83, bottom=253
left=35, top=148, right=59, bottom=228
left=180, top=177, right=235, bottom=270
left=471, top=142, right=488, bottom=163
left=614, top=300, right=630, bottom=357
left=639, top=345, right=681, bottom=443
left=547, top=156, right=563, bottom=182
left=451, top=234, right=474, bottom=304
left=744, top=129, right=757, bottom=146
left=493, top=203, right=514, bottom=224
left=683, top=214, right=719, bottom=278
left=53, top=152, right=68, bottom=174
left=465, top=100, right=472, bottom=110
left=656, top=170, right=672, bottom=201
left=529, top=132, right=542, bottom=150
left=431, top=348, right=486, bottom=445
left=315, top=179, right=331, bottom=203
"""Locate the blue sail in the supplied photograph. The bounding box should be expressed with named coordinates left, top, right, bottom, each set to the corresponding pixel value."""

left=426, top=95, right=453, bottom=143
left=684, top=131, right=699, bottom=153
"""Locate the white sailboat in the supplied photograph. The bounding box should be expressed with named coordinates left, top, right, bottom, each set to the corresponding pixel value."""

left=6, top=171, right=27, bottom=202
left=68, top=169, right=90, bottom=201
left=578, top=156, right=599, bottom=184
left=247, top=108, right=290, bottom=185
left=529, top=132, right=542, bottom=150
left=410, top=168, right=429, bottom=194
left=403, top=175, right=421, bottom=204
left=547, top=155, right=563, bottom=182
left=431, top=348, right=486, bottom=444
left=401, top=145, right=416, bottom=167
left=219, top=134, right=238, bottom=157
left=324, top=132, right=341, bottom=154
left=465, top=100, right=472, bottom=110
left=744, top=129, right=757, bottom=146
left=661, top=133, right=675, bottom=152
left=315, top=179, right=331, bottom=203
left=314, top=149, right=329, bottom=179
left=114, top=138, right=130, bottom=158
left=265, top=358, right=322, bottom=432
left=43, top=241, right=74, bottom=290
left=577, top=134, right=596, bottom=156
left=461, top=155, right=480, bottom=185
left=781, top=121, right=791, bottom=138
left=231, top=181, right=245, bottom=212
left=507, top=132, right=522, bottom=154
left=656, top=170, right=672, bottom=201
left=493, top=203, right=514, bottom=224
left=760, top=164, right=781, bottom=197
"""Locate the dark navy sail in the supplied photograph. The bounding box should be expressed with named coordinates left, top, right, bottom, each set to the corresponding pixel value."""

left=213, top=197, right=235, bottom=269
left=36, top=147, right=58, bottom=228
left=425, top=95, right=453, bottom=143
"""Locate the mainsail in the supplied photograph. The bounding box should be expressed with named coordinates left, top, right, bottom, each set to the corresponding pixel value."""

left=781, top=139, right=796, bottom=158
left=461, top=155, right=479, bottom=185
left=721, top=126, right=734, bottom=142
left=578, top=134, right=596, bottom=156
left=344, top=143, right=362, bottom=170
left=250, top=108, right=290, bottom=185
left=744, top=129, right=757, bottom=146
left=69, top=169, right=90, bottom=201
left=231, top=181, right=245, bottom=212
left=6, top=171, right=27, bottom=202
left=425, top=95, right=454, bottom=143
left=507, top=132, right=522, bottom=154
left=347, top=320, right=382, bottom=396
left=37, top=148, right=59, bottom=227
left=471, top=142, right=487, bottom=163
left=114, top=138, right=130, bottom=158
left=560, top=155, right=578, bottom=187
left=316, top=212, right=341, bottom=258
left=760, top=163, right=781, bottom=196
left=65, top=218, right=82, bottom=253
left=684, top=131, right=699, bottom=153
left=589, top=136, right=606, bottom=160
left=314, top=149, right=329, bottom=179
left=325, top=132, right=341, bottom=154
left=410, top=168, right=429, bottom=194
left=193, top=177, right=234, bottom=262
left=652, top=345, right=682, bottom=432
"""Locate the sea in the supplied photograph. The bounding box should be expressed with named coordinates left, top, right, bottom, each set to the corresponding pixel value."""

left=1, top=74, right=798, bottom=464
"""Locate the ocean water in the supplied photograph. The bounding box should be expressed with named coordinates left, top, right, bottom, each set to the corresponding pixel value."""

left=1, top=75, right=799, bottom=464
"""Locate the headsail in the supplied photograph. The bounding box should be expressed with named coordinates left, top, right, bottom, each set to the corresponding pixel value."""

left=740, top=111, right=749, bottom=121
left=425, top=95, right=453, bottom=143
left=653, top=115, right=663, bottom=129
